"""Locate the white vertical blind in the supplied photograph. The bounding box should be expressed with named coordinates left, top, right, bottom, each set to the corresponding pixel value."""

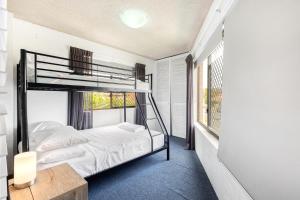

left=0, top=51, right=6, bottom=71
left=0, top=116, right=6, bottom=134
left=170, top=56, right=187, bottom=138
left=0, top=8, right=7, bottom=30
left=156, top=60, right=171, bottom=133
left=0, top=135, right=7, bottom=156
left=0, top=122, right=7, bottom=200
left=0, top=71, right=6, bottom=86
left=0, top=177, right=6, bottom=199
left=0, top=157, right=7, bottom=177
left=0, top=1, right=7, bottom=199
left=0, top=30, right=6, bottom=51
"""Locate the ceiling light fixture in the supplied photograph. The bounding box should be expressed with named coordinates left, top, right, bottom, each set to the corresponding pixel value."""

left=120, top=9, right=148, bottom=29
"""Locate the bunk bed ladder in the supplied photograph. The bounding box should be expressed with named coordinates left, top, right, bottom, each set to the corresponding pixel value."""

left=134, top=72, right=170, bottom=160
left=135, top=93, right=154, bottom=153
left=147, top=93, right=170, bottom=160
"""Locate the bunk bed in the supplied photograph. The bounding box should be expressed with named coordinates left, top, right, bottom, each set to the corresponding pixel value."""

left=17, top=49, right=170, bottom=178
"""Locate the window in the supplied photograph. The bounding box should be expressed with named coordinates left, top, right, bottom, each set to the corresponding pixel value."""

left=92, top=92, right=136, bottom=110
left=197, top=41, right=224, bottom=136
left=92, top=92, right=111, bottom=110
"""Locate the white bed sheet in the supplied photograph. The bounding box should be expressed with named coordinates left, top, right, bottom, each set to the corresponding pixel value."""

left=37, top=144, right=98, bottom=177
left=37, top=125, right=165, bottom=177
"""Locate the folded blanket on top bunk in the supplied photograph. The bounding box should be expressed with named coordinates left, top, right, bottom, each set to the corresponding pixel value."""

left=21, top=121, right=165, bottom=177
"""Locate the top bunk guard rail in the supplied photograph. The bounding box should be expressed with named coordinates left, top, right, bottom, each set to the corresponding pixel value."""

left=20, top=49, right=151, bottom=93
left=25, top=50, right=135, bottom=72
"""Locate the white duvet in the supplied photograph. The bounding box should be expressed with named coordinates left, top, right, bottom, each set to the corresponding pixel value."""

left=37, top=125, right=165, bottom=177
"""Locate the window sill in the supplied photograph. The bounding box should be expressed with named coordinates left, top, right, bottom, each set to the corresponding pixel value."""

left=194, top=122, right=219, bottom=149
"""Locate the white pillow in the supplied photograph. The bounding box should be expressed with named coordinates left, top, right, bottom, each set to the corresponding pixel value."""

left=29, top=121, right=64, bottom=134
left=37, top=146, right=85, bottom=164
left=35, top=126, right=88, bottom=152
left=29, top=129, right=53, bottom=150
left=18, top=130, right=53, bottom=152
left=118, top=122, right=145, bottom=133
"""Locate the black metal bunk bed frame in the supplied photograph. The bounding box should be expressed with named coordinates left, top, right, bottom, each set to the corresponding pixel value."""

left=17, top=49, right=170, bottom=176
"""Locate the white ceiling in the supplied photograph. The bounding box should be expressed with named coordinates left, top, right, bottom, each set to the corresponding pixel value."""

left=8, top=0, right=212, bottom=60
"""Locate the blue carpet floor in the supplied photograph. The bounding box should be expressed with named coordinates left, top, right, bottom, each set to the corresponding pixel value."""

left=87, top=137, right=218, bottom=200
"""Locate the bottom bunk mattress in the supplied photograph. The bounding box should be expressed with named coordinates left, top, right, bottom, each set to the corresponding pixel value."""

left=37, top=125, right=165, bottom=177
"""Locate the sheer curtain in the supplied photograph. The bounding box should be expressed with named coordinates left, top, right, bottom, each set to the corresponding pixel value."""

left=68, top=47, right=93, bottom=130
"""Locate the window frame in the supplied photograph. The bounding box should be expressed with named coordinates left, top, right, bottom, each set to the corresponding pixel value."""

left=197, top=64, right=219, bottom=139
left=197, top=42, right=224, bottom=139
left=91, top=92, right=136, bottom=111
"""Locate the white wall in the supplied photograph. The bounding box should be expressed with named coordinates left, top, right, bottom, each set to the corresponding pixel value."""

left=218, top=1, right=300, bottom=199
left=27, top=91, right=136, bottom=128
left=93, top=108, right=135, bottom=128
left=191, top=0, right=237, bottom=61
left=191, top=0, right=253, bottom=199
left=6, top=16, right=155, bottom=174
left=195, top=124, right=252, bottom=200
left=11, top=19, right=155, bottom=68
left=27, top=91, right=68, bottom=125
left=194, top=0, right=300, bottom=200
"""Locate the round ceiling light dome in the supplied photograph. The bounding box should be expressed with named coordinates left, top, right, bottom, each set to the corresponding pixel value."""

left=120, top=9, right=148, bottom=29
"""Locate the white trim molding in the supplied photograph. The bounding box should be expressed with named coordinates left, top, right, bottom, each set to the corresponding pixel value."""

left=191, top=0, right=238, bottom=61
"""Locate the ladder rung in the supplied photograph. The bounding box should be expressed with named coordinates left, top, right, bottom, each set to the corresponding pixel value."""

left=147, top=117, right=157, bottom=120
left=140, top=103, right=151, bottom=106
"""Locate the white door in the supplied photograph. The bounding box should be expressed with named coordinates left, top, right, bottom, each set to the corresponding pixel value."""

left=155, top=60, right=171, bottom=133
left=170, top=56, right=186, bottom=138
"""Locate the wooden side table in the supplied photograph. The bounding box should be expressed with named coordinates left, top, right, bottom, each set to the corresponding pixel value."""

left=9, top=163, right=88, bottom=200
